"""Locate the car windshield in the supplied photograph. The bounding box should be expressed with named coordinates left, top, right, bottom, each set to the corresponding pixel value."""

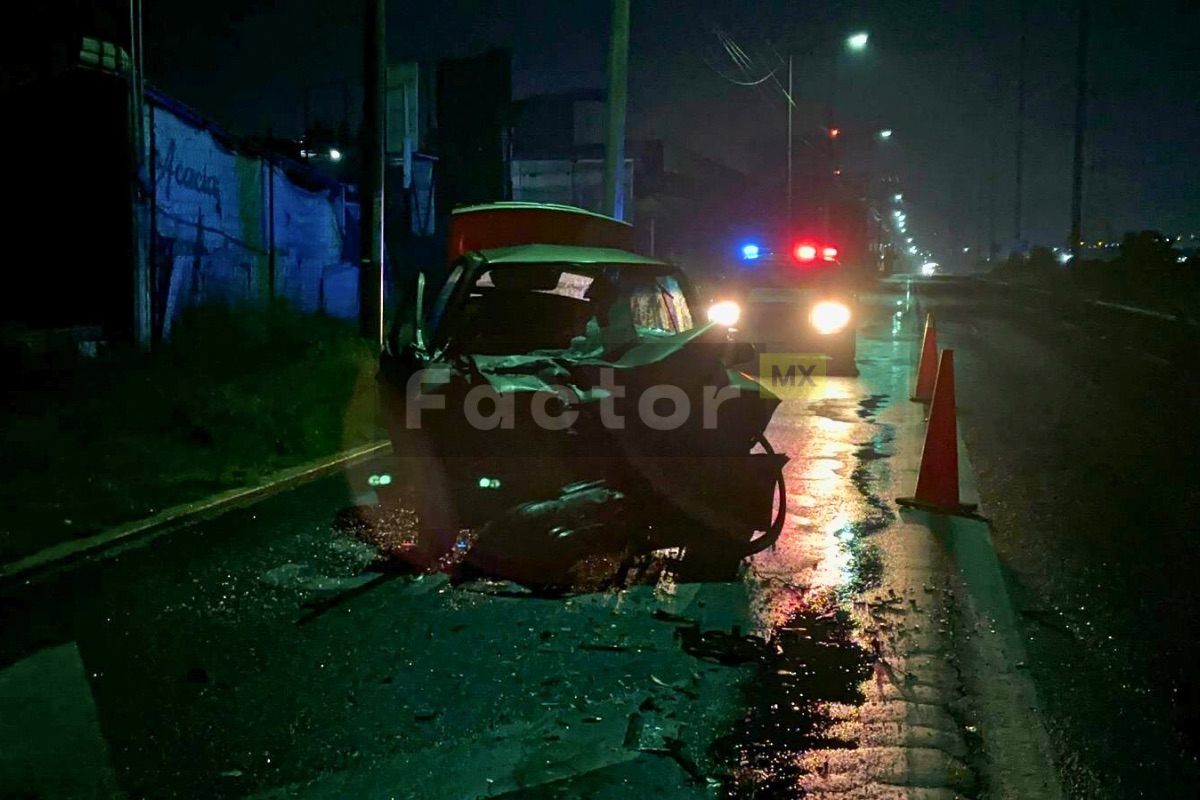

left=444, top=263, right=696, bottom=354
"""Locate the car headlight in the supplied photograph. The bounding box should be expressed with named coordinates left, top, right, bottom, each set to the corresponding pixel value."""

left=810, top=301, right=851, bottom=334
left=708, top=300, right=741, bottom=327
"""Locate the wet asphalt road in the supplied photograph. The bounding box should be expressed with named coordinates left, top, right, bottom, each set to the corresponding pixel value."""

left=0, top=294, right=910, bottom=799
left=10, top=278, right=1194, bottom=798
left=913, top=276, right=1200, bottom=799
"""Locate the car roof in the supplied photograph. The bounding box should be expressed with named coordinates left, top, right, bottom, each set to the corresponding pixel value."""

left=452, top=202, right=632, bottom=226
left=476, top=243, right=672, bottom=267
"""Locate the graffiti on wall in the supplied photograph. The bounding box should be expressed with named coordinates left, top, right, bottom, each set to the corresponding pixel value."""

left=148, top=99, right=361, bottom=336
left=155, top=138, right=221, bottom=205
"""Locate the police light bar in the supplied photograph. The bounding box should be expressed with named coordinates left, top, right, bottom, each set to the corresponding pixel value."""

left=795, top=244, right=818, bottom=261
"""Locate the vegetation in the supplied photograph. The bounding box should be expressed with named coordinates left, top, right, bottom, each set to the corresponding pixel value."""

left=991, top=230, right=1200, bottom=314
left=991, top=245, right=1063, bottom=284
left=0, top=302, right=381, bottom=564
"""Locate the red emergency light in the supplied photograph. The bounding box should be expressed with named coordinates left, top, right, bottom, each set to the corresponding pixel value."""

left=795, top=244, right=818, bottom=261
left=793, top=243, right=839, bottom=263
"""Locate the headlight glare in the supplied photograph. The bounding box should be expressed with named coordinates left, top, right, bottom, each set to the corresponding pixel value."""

left=811, top=301, right=851, bottom=334
left=708, top=300, right=741, bottom=327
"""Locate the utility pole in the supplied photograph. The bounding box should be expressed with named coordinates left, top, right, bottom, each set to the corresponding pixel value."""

left=603, top=0, right=631, bottom=220
left=128, top=0, right=150, bottom=349
left=1014, top=0, right=1027, bottom=248
left=825, top=49, right=838, bottom=239
left=786, top=54, right=793, bottom=229
left=359, top=0, right=386, bottom=343
left=988, top=68, right=1001, bottom=261
left=1069, top=0, right=1090, bottom=260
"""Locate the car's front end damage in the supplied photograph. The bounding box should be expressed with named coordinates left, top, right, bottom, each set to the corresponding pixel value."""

left=375, top=204, right=789, bottom=587
left=380, top=325, right=785, bottom=584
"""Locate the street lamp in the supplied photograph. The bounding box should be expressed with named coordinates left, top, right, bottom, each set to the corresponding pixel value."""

left=826, top=30, right=869, bottom=236
left=878, top=129, right=893, bottom=140
left=780, top=28, right=870, bottom=231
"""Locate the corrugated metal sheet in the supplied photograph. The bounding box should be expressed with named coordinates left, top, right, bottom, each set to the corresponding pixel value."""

left=149, top=100, right=358, bottom=336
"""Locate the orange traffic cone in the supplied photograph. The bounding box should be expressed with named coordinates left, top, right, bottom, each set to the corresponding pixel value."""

left=910, top=312, right=938, bottom=402
left=897, top=349, right=979, bottom=517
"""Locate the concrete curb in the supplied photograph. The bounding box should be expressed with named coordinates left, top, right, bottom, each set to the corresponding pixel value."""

left=800, top=295, right=1063, bottom=799
left=799, top=392, right=982, bottom=798
left=0, top=441, right=391, bottom=583
left=892, top=291, right=1062, bottom=798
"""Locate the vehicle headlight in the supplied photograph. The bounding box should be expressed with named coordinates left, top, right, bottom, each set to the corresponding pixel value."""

left=810, top=301, right=851, bottom=334
left=708, top=300, right=741, bottom=327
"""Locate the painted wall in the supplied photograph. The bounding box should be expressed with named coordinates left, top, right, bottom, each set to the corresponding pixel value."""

left=149, top=100, right=358, bottom=337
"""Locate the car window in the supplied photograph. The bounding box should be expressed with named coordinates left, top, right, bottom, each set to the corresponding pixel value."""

left=446, top=267, right=598, bottom=354
left=627, top=275, right=695, bottom=335
left=475, top=269, right=594, bottom=299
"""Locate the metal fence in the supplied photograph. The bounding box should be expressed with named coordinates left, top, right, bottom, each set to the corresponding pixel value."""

left=147, top=98, right=360, bottom=338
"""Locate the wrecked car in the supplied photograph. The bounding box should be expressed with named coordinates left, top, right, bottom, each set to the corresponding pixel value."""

left=377, top=203, right=788, bottom=584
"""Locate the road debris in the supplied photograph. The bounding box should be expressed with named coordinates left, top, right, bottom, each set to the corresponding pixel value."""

left=676, top=624, right=773, bottom=665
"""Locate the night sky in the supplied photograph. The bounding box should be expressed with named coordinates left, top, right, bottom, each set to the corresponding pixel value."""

left=146, top=0, right=1199, bottom=257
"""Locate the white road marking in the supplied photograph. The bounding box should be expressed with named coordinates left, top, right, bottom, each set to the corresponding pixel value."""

left=971, top=278, right=1182, bottom=323
left=1140, top=351, right=1173, bottom=367
left=1087, top=299, right=1178, bottom=321
left=1122, top=344, right=1173, bottom=366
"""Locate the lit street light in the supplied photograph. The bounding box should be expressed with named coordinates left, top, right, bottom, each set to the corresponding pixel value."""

left=894, top=193, right=903, bottom=202
left=824, top=29, right=870, bottom=236
left=878, top=129, right=893, bottom=140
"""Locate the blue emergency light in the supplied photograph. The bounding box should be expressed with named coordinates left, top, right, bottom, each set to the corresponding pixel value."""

left=741, top=243, right=761, bottom=260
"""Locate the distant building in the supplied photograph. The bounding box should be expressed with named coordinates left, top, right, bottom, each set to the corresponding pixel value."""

left=509, top=90, right=749, bottom=264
